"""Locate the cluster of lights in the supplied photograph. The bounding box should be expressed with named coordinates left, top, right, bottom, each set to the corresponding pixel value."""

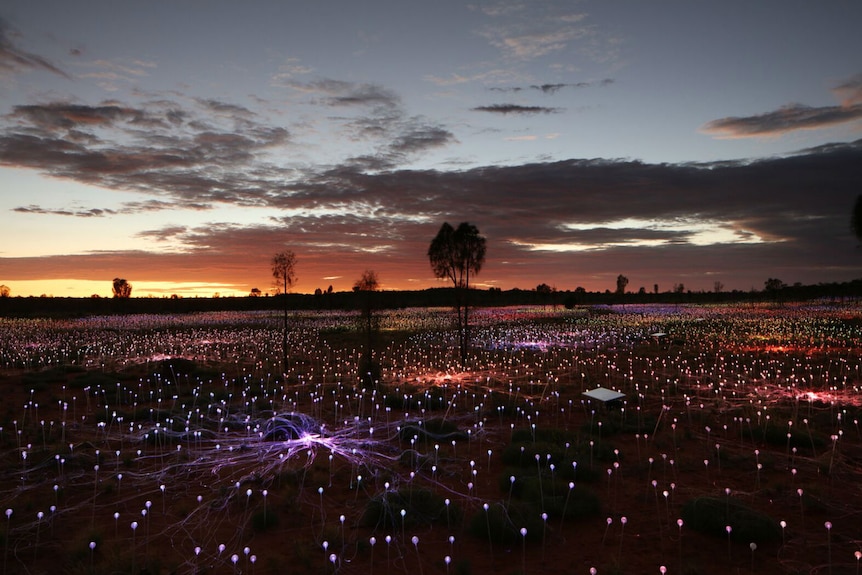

left=0, top=302, right=860, bottom=573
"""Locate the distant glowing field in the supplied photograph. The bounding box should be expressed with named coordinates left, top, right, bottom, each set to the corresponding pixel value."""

left=1, top=303, right=861, bottom=574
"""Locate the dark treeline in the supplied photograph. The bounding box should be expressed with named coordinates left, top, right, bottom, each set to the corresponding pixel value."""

left=2, top=279, right=861, bottom=318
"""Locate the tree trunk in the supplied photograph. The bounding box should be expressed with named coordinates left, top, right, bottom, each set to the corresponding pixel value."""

left=282, top=278, right=288, bottom=377
left=462, top=268, right=470, bottom=364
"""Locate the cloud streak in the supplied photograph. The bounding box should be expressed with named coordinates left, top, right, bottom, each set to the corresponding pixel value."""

left=489, top=79, right=613, bottom=93
left=0, top=17, right=70, bottom=78
left=703, top=74, right=862, bottom=138
left=472, top=104, right=561, bottom=115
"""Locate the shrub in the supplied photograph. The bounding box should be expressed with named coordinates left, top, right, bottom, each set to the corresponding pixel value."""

left=360, top=487, right=456, bottom=529
left=467, top=501, right=544, bottom=544
left=680, top=497, right=781, bottom=543
left=501, top=427, right=615, bottom=480
left=251, top=509, right=279, bottom=532
left=498, top=468, right=600, bottom=519
left=757, top=424, right=827, bottom=452
left=543, top=488, right=601, bottom=520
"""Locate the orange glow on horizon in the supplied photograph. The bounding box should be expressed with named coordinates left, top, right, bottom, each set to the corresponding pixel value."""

left=0, top=279, right=255, bottom=299
left=0, top=277, right=458, bottom=298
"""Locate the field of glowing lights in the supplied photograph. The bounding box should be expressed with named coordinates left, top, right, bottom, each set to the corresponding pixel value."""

left=1, top=303, right=862, bottom=575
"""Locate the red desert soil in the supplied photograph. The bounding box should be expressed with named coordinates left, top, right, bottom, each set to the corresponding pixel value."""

left=1, top=310, right=861, bottom=575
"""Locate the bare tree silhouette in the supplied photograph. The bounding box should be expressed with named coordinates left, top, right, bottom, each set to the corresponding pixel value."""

left=615, top=274, right=629, bottom=296
left=271, top=251, right=297, bottom=377
left=354, top=269, right=380, bottom=388
left=112, top=278, right=132, bottom=298
left=428, top=222, right=486, bottom=363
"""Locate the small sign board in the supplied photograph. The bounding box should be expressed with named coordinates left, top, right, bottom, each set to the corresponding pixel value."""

left=582, top=386, right=626, bottom=404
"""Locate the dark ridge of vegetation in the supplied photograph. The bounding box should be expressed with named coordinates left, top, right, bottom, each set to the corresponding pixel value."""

left=580, top=410, right=659, bottom=437
left=21, top=364, right=81, bottom=381
left=467, top=490, right=598, bottom=546
left=502, top=427, right=617, bottom=479
left=251, top=509, right=279, bottom=532
left=497, top=467, right=601, bottom=519
left=753, top=423, right=829, bottom=452
left=67, top=370, right=134, bottom=393
left=509, top=427, right=580, bottom=445
left=2, top=278, right=861, bottom=318
left=149, top=357, right=220, bottom=380
left=467, top=500, right=546, bottom=544
left=680, top=496, right=782, bottom=543
left=359, top=487, right=457, bottom=529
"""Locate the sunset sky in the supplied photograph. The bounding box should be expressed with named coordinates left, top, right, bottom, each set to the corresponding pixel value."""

left=2, top=1, right=861, bottom=298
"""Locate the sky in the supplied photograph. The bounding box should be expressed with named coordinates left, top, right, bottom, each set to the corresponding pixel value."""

left=1, top=1, right=861, bottom=298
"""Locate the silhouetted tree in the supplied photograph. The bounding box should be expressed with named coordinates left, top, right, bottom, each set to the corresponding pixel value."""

left=0, top=285, right=9, bottom=298
left=764, top=277, right=785, bottom=292
left=764, top=277, right=786, bottom=302
left=250, top=287, right=261, bottom=297
left=112, top=278, right=132, bottom=298
left=615, top=274, right=629, bottom=296
left=428, top=222, right=487, bottom=362
left=536, top=283, right=553, bottom=309
left=271, top=250, right=298, bottom=377
left=713, top=281, right=724, bottom=294
left=271, top=251, right=297, bottom=296
left=354, top=269, right=380, bottom=388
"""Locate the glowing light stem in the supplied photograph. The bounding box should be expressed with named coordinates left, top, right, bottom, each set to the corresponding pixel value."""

left=560, top=481, right=574, bottom=531
left=483, top=503, right=493, bottom=562
left=617, top=516, right=627, bottom=567
left=520, top=527, right=528, bottom=575
left=726, top=525, right=732, bottom=561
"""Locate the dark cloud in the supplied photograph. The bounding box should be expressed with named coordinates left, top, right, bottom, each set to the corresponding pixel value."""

left=13, top=204, right=117, bottom=217
left=282, top=77, right=450, bottom=166
left=390, top=124, right=455, bottom=155
left=472, top=104, right=562, bottom=114
left=490, top=79, right=613, bottom=94
left=11, top=103, right=150, bottom=134
left=533, top=82, right=582, bottom=93
left=282, top=139, right=860, bottom=288
left=703, top=74, right=862, bottom=138
left=194, top=98, right=255, bottom=117
left=702, top=103, right=862, bottom=138
left=13, top=199, right=206, bottom=218
left=834, top=73, right=862, bottom=106
left=0, top=17, right=70, bottom=78
left=0, top=100, right=293, bottom=208
left=3, top=90, right=860, bottom=292
left=290, top=78, right=400, bottom=109
left=136, top=225, right=187, bottom=241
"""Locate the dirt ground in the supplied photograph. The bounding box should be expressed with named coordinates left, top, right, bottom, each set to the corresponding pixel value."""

left=1, top=315, right=861, bottom=575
